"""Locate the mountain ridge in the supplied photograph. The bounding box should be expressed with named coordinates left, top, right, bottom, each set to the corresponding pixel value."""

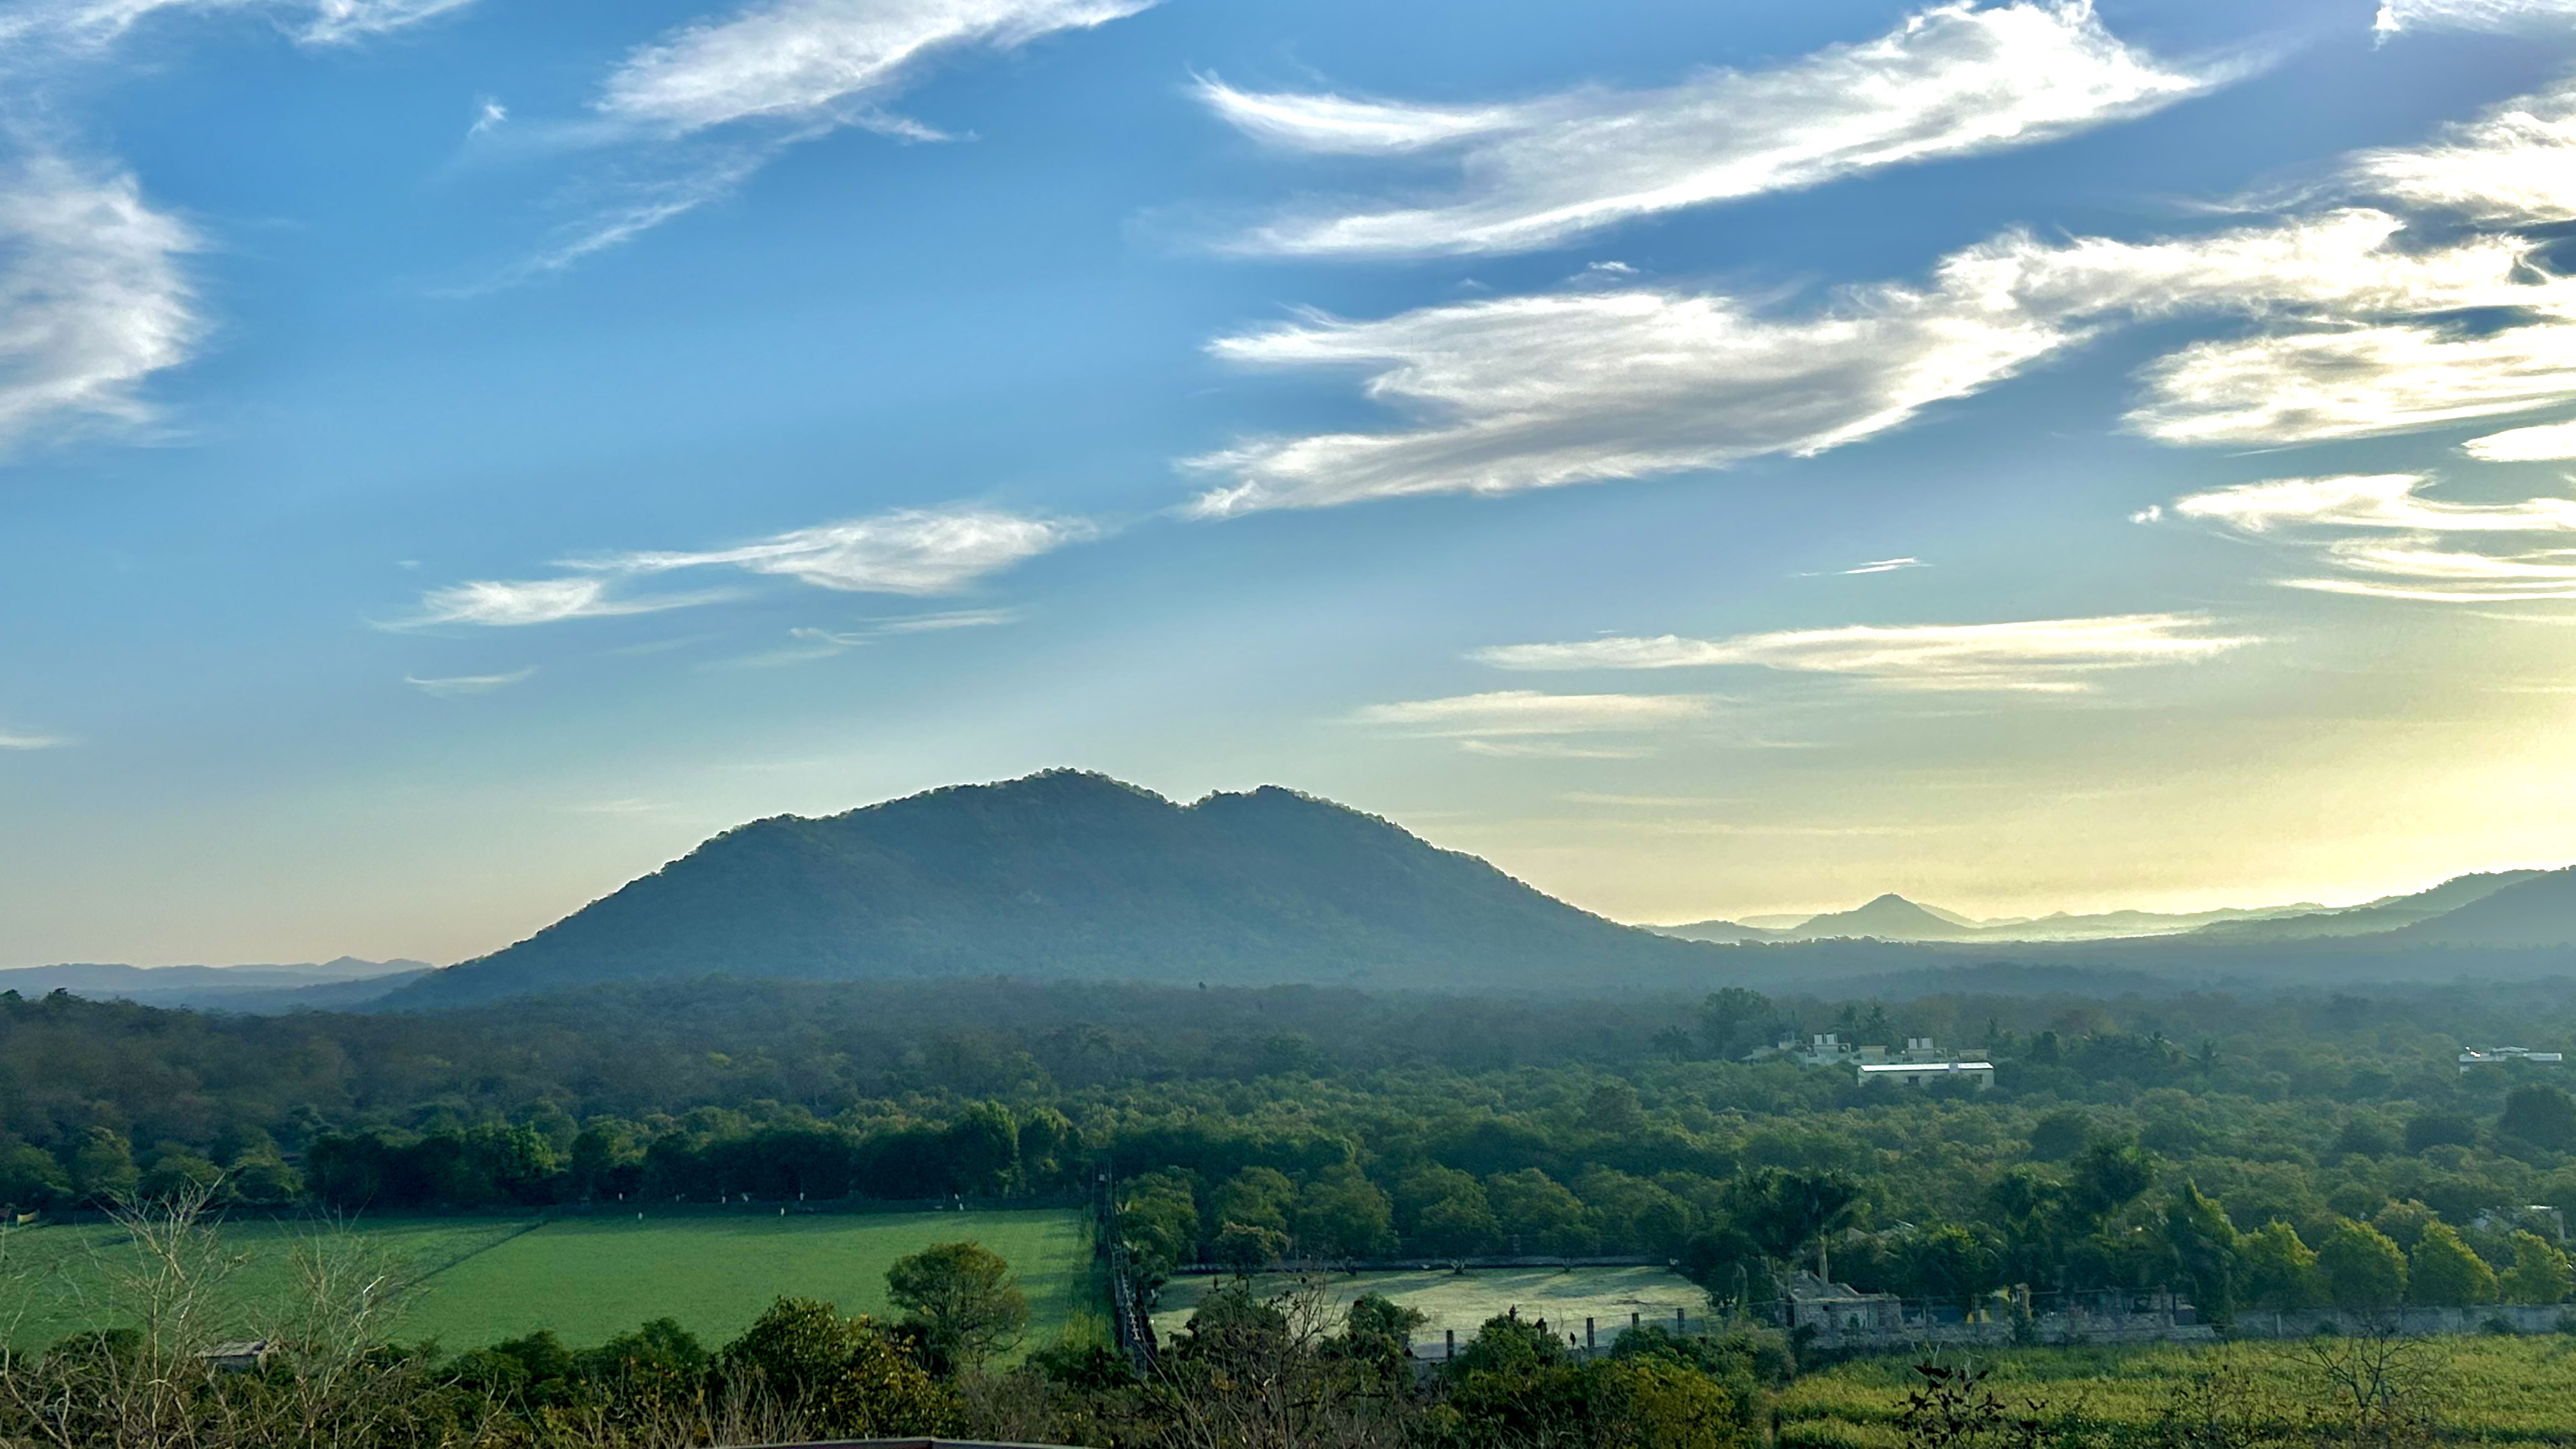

left=386, top=770, right=1723, bottom=1009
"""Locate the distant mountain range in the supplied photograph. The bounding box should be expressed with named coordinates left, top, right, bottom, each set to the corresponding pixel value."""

left=385, top=770, right=1721, bottom=1009
left=62, top=771, right=2572, bottom=1014
left=0, top=959, right=431, bottom=1012
left=1650, top=869, right=2567, bottom=947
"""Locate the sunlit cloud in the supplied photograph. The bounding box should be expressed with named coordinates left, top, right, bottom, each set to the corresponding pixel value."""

left=403, top=667, right=536, bottom=695
left=1478, top=614, right=2255, bottom=693
left=407, top=507, right=1087, bottom=628
left=0, top=149, right=199, bottom=455
left=2465, top=417, right=2576, bottom=460
left=2168, top=472, right=2576, bottom=600
left=0, top=729, right=66, bottom=749
left=1351, top=690, right=1709, bottom=736
left=1200, top=1, right=2224, bottom=258
left=1189, top=208, right=2564, bottom=514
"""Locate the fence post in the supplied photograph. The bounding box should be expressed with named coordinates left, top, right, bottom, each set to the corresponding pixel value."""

left=1586, top=1317, right=1595, bottom=1351
left=1446, top=1329, right=1455, bottom=1360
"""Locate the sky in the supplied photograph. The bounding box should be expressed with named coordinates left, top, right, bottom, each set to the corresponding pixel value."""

left=11, top=0, right=2576, bottom=965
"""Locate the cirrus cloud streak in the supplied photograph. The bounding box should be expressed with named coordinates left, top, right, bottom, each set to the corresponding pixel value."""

left=1200, top=1, right=2224, bottom=258
left=1477, top=614, right=2256, bottom=693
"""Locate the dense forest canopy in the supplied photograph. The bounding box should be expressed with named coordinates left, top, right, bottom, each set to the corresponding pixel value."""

left=4, top=973, right=2576, bottom=1317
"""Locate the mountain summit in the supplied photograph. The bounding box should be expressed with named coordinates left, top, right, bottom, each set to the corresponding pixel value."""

left=387, top=771, right=1720, bottom=1007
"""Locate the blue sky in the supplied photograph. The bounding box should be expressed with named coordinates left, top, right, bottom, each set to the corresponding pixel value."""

left=10, top=0, right=2576, bottom=965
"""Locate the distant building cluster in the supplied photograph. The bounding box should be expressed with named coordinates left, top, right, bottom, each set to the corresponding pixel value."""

left=1760, top=1034, right=1996, bottom=1090
left=2460, top=1046, right=2566, bottom=1073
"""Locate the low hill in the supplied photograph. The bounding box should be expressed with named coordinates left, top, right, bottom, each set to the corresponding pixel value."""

left=1785, top=894, right=1984, bottom=941
left=386, top=771, right=1726, bottom=1009
left=0, top=959, right=430, bottom=1011
left=1650, top=918, right=1787, bottom=944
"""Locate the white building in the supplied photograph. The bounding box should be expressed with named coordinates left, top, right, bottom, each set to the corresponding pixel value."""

left=1859, top=1060, right=1996, bottom=1090
left=2460, top=1046, right=2566, bottom=1073
left=1772, top=1034, right=1994, bottom=1088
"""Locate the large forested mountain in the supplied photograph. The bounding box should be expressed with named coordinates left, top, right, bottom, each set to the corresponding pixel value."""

left=390, top=770, right=1720, bottom=1007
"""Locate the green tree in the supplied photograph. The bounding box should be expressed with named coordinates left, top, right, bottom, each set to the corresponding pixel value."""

left=1291, top=1165, right=1396, bottom=1259
left=68, top=1127, right=137, bottom=1205
left=2238, top=1220, right=2323, bottom=1310
left=1697, top=988, right=1774, bottom=1061
left=1487, top=1168, right=1596, bottom=1257
left=1117, top=1171, right=1199, bottom=1290
left=2501, top=1229, right=2574, bottom=1305
left=136, top=1147, right=222, bottom=1202
left=1212, top=1221, right=1287, bottom=1273
left=2027, top=1110, right=2090, bottom=1163
left=884, top=1240, right=1029, bottom=1370
left=2162, top=1182, right=2239, bottom=1326
left=2499, top=1083, right=2576, bottom=1152
left=2317, top=1220, right=2407, bottom=1312
left=942, top=1101, right=1020, bottom=1196
left=1206, top=1167, right=1294, bottom=1238
left=0, top=1139, right=68, bottom=1209
left=1895, top=1224, right=2001, bottom=1317
left=2406, top=1221, right=2497, bottom=1306
left=2066, top=1138, right=2157, bottom=1227
left=721, top=1296, right=956, bottom=1435
left=1731, top=1168, right=1861, bottom=1280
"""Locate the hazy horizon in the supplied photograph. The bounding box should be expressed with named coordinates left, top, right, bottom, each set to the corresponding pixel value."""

left=10, top=0, right=2576, bottom=967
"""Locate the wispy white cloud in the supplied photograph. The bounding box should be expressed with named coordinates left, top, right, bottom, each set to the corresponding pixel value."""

left=1200, top=1, right=2223, bottom=258
left=408, top=507, right=1087, bottom=628
left=0, top=0, right=474, bottom=50
left=1190, top=127, right=2576, bottom=514
left=2171, top=472, right=2576, bottom=533
left=403, top=667, right=536, bottom=695
left=511, top=0, right=1150, bottom=263
left=593, top=509, right=1087, bottom=594
left=1460, top=739, right=1657, bottom=759
left=1478, top=614, right=2254, bottom=693
left=2353, top=80, right=2576, bottom=225
left=0, top=729, right=66, bottom=748
left=410, top=578, right=730, bottom=628
left=2373, top=0, right=2576, bottom=37
left=1351, top=689, right=1709, bottom=736
left=2166, top=472, right=2576, bottom=600
left=1822, top=557, right=1926, bottom=576
left=0, top=149, right=199, bottom=454
left=600, top=0, right=1152, bottom=136
left=1188, top=206, right=2564, bottom=514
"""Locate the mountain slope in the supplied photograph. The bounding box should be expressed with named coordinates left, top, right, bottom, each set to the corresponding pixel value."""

left=2382, top=867, right=2576, bottom=947
left=2192, top=871, right=2545, bottom=942
left=387, top=771, right=1723, bottom=1007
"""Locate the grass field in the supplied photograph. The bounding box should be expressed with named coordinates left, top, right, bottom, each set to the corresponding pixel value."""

left=1773, top=1338, right=2576, bottom=1445
left=1152, top=1266, right=1708, bottom=1355
left=0, top=1209, right=1092, bottom=1357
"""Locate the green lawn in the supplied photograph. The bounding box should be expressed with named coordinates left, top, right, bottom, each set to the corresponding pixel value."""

left=0, top=1209, right=1092, bottom=1358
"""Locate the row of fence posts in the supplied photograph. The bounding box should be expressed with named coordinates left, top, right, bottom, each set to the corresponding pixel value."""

left=1095, top=1172, right=1158, bottom=1375
left=1438, top=1306, right=1693, bottom=1361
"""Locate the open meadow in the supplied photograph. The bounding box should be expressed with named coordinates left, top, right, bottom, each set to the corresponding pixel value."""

left=0, top=1208, right=1091, bottom=1356
left=1773, top=1337, right=2576, bottom=1446
left=1151, top=1265, right=1709, bottom=1355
